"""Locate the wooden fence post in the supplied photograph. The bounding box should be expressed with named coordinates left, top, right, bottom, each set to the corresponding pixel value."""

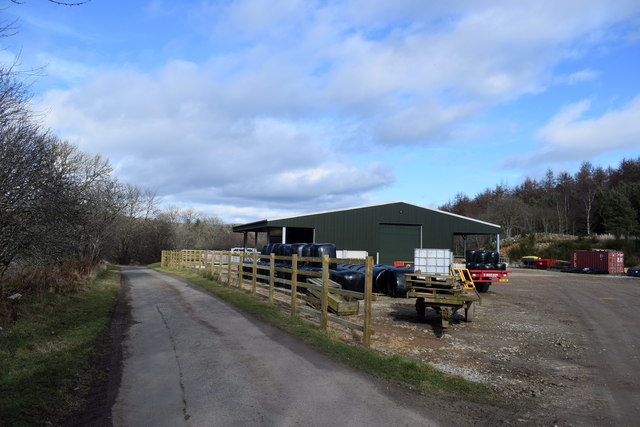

left=364, top=255, right=373, bottom=347
left=321, top=254, right=329, bottom=330
left=291, top=254, right=298, bottom=316
left=252, top=253, right=257, bottom=295
left=238, top=253, right=244, bottom=289
left=226, top=252, right=232, bottom=286
left=269, top=253, right=275, bottom=304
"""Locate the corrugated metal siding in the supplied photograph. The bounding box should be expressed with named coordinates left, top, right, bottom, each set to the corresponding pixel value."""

left=266, top=202, right=500, bottom=257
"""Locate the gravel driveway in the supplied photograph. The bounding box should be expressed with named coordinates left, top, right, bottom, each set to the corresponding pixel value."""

left=368, top=268, right=640, bottom=426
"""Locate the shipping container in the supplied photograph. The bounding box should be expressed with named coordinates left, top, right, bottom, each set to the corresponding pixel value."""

left=572, top=250, right=625, bottom=274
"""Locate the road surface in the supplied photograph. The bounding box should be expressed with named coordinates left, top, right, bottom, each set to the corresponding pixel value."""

left=112, top=267, right=438, bottom=426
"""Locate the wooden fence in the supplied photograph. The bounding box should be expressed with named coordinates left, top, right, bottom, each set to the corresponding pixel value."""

left=161, top=250, right=374, bottom=347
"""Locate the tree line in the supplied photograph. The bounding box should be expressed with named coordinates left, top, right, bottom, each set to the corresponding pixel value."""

left=440, top=159, right=640, bottom=240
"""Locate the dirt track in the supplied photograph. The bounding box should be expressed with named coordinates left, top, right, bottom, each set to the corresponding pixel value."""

left=368, top=268, right=640, bottom=426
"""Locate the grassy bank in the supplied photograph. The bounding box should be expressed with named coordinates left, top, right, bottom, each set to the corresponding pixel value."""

left=0, top=265, right=121, bottom=425
left=153, top=266, right=492, bottom=402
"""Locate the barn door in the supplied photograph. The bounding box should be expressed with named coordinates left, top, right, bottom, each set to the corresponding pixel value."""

left=378, top=224, right=421, bottom=265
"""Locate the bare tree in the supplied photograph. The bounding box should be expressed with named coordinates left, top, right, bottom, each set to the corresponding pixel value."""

left=111, top=185, right=159, bottom=264
left=0, top=69, right=56, bottom=279
left=575, top=162, right=607, bottom=235
left=485, top=193, right=527, bottom=239
left=9, top=1, right=91, bottom=5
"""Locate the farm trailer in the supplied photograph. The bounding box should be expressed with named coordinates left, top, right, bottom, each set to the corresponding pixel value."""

left=406, top=268, right=480, bottom=335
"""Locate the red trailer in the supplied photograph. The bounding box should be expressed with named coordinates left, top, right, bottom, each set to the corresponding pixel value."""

left=534, top=257, right=557, bottom=269
left=468, top=269, right=512, bottom=293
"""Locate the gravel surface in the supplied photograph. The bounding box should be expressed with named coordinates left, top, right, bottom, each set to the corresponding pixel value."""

left=365, top=268, right=640, bottom=426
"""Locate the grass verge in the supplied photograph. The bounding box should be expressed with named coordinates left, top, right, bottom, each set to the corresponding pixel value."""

left=0, top=265, right=121, bottom=426
left=153, top=266, right=493, bottom=402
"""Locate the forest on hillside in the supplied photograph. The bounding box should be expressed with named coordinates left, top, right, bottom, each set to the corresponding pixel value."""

left=440, top=158, right=640, bottom=239
left=439, top=158, right=640, bottom=265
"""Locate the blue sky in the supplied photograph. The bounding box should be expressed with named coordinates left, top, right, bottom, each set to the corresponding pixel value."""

left=3, top=0, right=640, bottom=223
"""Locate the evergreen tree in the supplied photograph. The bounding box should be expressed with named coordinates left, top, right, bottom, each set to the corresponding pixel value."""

left=596, top=189, right=639, bottom=239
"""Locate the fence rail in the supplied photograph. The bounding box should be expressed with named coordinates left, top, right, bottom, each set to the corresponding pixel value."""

left=161, top=250, right=374, bottom=347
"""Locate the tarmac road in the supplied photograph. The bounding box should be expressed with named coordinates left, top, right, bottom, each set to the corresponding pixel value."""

left=111, top=267, right=438, bottom=427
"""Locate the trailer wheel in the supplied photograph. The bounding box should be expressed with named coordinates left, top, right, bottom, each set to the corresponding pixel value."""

left=464, top=302, right=475, bottom=322
left=415, top=298, right=426, bottom=321
left=475, top=282, right=490, bottom=293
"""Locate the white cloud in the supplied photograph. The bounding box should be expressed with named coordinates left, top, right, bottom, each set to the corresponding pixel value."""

left=35, top=53, right=96, bottom=86
left=186, top=0, right=640, bottom=147
left=506, top=95, right=640, bottom=166
left=38, top=60, right=395, bottom=218
left=556, top=69, right=599, bottom=85
left=33, top=0, right=640, bottom=221
left=538, top=96, right=640, bottom=151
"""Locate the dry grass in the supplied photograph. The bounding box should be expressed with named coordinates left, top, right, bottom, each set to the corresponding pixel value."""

left=0, top=259, right=108, bottom=322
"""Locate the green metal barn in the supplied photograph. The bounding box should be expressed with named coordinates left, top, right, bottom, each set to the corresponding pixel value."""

left=233, top=201, right=501, bottom=264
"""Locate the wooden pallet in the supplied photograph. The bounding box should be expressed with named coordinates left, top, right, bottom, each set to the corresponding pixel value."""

left=305, top=278, right=360, bottom=316
left=406, top=273, right=479, bottom=306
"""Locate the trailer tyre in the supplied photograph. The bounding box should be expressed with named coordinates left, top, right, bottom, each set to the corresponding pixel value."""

left=415, top=298, right=426, bottom=321
left=475, top=283, right=490, bottom=293
left=464, top=302, right=475, bottom=322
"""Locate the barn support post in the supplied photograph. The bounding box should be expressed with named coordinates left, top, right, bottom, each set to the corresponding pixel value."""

left=243, top=231, right=248, bottom=249
left=282, top=227, right=287, bottom=244
left=254, top=231, right=258, bottom=249
left=496, top=234, right=501, bottom=253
